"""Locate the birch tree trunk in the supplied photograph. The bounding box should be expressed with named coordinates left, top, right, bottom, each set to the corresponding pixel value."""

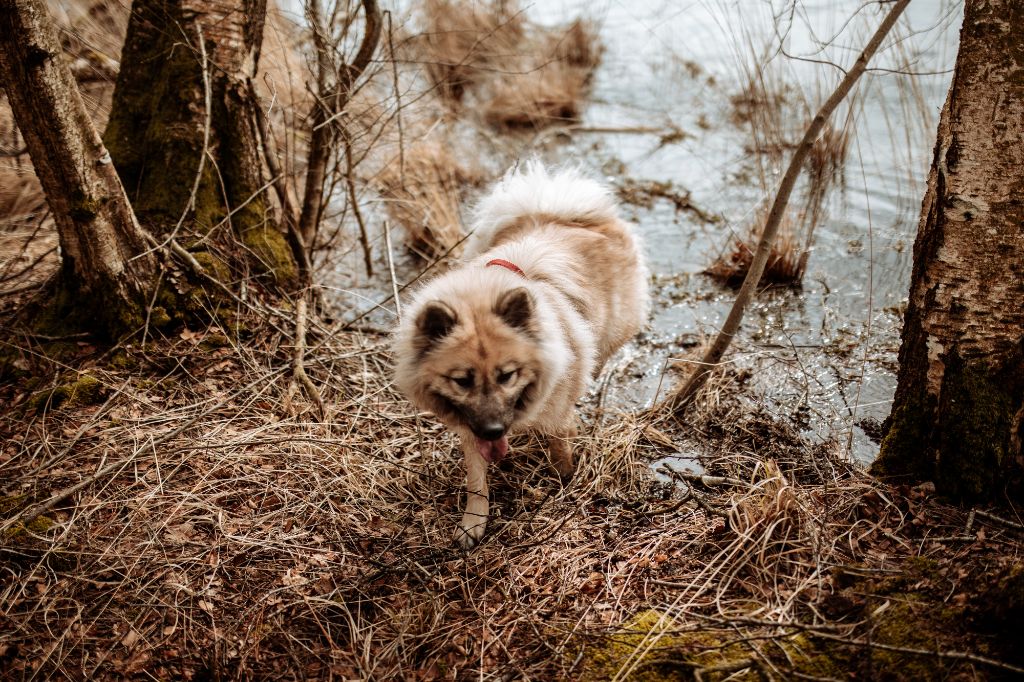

left=104, top=0, right=295, bottom=285
left=871, top=0, right=1024, bottom=502
left=0, top=0, right=157, bottom=336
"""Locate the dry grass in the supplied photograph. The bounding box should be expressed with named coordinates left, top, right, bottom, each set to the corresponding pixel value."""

left=704, top=208, right=804, bottom=286
left=372, top=139, right=484, bottom=260
left=2, top=321, right=1019, bottom=679
left=479, top=20, right=601, bottom=130
left=413, top=0, right=527, bottom=103
left=411, top=2, right=601, bottom=129
left=713, top=35, right=859, bottom=287
left=481, top=61, right=585, bottom=129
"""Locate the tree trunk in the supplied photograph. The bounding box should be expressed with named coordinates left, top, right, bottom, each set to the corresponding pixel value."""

left=0, top=0, right=158, bottom=336
left=104, top=0, right=295, bottom=285
left=871, top=0, right=1024, bottom=502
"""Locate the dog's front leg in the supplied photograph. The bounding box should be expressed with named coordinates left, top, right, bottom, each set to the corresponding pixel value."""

left=548, top=416, right=578, bottom=482
left=454, top=434, right=489, bottom=550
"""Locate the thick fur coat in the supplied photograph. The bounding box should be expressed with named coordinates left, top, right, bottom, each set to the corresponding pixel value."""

left=393, top=163, right=649, bottom=548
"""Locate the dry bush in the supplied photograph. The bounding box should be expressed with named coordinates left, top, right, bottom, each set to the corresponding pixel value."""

left=704, top=207, right=804, bottom=286
left=411, top=2, right=601, bottom=129
left=480, top=19, right=601, bottom=129
left=728, top=459, right=804, bottom=565
left=413, top=0, right=527, bottom=102
left=716, top=36, right=859, bottom=287
left=704, top=117, right=849, bottom=287
left=481, top=61, right=585, bottom=128
left=373, top=140, right=483, bottom=259
left=546, top=18, right=602, bottom=72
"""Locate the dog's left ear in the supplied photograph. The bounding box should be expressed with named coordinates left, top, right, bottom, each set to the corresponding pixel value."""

left=495, top=287, right=533, bottom=331
left=417, top=301, right=459, bottom=341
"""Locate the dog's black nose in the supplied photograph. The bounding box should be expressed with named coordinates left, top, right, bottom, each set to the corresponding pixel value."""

left=476, top=423, right=506, bottom=441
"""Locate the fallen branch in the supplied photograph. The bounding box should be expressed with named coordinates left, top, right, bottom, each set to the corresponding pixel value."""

left=974, top=508, right=1024, bottom=531
left=287, top=293, right=325, bottom=419
left=663, top=0, right=910, bottom=415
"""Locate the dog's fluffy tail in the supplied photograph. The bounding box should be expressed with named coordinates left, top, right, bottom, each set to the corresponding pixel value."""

left=467, top=162, right=619, bottom=253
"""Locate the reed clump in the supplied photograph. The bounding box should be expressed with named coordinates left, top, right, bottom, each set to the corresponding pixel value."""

left=373, top=140, right=483, bottom=259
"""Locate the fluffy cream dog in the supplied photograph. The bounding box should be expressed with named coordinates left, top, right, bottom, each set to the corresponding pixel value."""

left=393, top=163, right=648, bottom=548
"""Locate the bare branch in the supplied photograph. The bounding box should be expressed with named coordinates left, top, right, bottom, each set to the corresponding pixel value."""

left=664, top=0, right=911, bottom=415
left=297, top=0, right=382, bottom=251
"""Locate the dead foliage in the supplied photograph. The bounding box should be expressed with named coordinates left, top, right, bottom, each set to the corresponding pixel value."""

left=2, top=322, right=1022, bottom=679
left=481, top=61, right=585, bottom=129
left=413, top=0, right=527, bottom=102
left=372, top=139, right=484, bottom=260
left=704, top=207, right=805, bottom=287
left=411, top=2, right=601, bottom=129
left=616, top=177, right=719, bottom=224
left=712, top=36, right=858, bottom=287
left=479, top=20, right=601, bottom=130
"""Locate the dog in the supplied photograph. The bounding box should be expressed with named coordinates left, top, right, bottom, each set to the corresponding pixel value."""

left=393, top=163, right=649, bottom=549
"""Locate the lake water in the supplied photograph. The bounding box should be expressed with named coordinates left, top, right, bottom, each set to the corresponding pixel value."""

left=326, top=0, right=962, bottom=464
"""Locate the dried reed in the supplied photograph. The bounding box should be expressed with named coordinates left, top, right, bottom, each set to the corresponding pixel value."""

left=414, top=0, right=527, bottom=102
left=373, top=139, right=482, bottom=260
left=711, top=34, right=859, bottom=287
left=704, top=207, right=804, bottom=286
left=480, top=19, right=601, bottom=130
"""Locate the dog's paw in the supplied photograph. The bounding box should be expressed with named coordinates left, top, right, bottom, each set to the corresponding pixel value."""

left=454, top=516, right=487, bottom=550
left=553, top=458, right=576, bottom=483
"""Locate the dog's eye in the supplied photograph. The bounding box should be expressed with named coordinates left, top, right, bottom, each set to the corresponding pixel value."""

left=451, top=375, right=474, bottom=388
left=496, top=369, right=516, bottom=385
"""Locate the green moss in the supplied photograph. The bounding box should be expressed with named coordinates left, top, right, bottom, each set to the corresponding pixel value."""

left=109, top=350, right=135, bottom=370
left=0, top=495, right=27, bottom=516
left=811, top=554, right=1001, bottom=678
left=0, top=495, right=55, bottom=543
left=578, top=610, right=733, bottom=682
left=190, top=250, right=232, bottom=282
left=68, top=191, right=102, bottom=222
left=240, top=222, right=297, bottom=286
left=149, top=306, right=172, bottom=329
left=30, top=374, right=105, bottom=411
left=105, top=10, right=224, bottom=235
left=975, top=563, right=1024, bottom=631
left=198, top=333, right=231, bottom=351
left=935, top=358, right=1016, bottom=501
left=29, top=274, right=150, bottom=341
left=872, top=389, right=936, bottom=482
left=577, top=610, right=842, bottom=681
left=2, top=514, right=55, bottom=542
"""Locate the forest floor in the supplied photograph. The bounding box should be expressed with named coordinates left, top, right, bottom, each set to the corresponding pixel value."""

left=2, top=1, right=1023, bottom=679
left=1, top=316, right=1023, bottom=680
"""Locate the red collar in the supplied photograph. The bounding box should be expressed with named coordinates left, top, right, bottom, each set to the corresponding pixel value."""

left=486, top=258, right=526, bottom=277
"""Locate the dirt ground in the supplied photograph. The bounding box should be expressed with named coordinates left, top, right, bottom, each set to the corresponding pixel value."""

left=2, top=1, right=1022, bottom=679
left=1, top=321, right=1023, bottom=680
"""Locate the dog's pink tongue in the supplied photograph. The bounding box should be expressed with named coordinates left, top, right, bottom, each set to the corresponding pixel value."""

left=475, top=435, right=509, bottom=463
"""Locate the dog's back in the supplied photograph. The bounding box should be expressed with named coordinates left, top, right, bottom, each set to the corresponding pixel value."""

left=463, top=163, right=649, bottom=371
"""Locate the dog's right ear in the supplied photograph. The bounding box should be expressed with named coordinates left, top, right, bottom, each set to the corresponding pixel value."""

left=415, top=301, right=458, bottom=352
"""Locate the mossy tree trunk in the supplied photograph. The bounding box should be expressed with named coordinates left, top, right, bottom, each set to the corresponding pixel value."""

left=104, top=0, right=295, bottom=286
left=0, top=0, right=158, bottom=336
left=871, top=0, right=1024, bottom=503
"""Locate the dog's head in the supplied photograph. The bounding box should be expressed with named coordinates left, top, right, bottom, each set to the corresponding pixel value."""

left=395, top=286, right=545, bottom=446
